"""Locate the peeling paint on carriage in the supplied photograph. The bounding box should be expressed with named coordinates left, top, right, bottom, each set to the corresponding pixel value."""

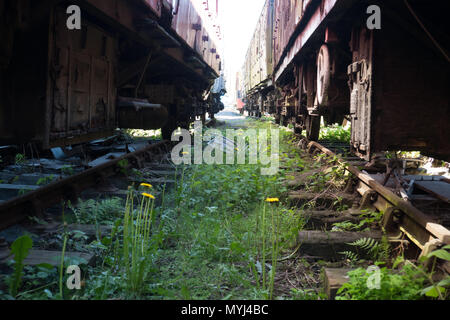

left=240, top=0, right=450, bottom=162
left=0, top=0, right=223, bottom=148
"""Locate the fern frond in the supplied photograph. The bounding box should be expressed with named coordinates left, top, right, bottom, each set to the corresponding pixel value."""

left=339, top=251, right=360, bottom=262
left=347, top=237, right=390, bottom=262
left=348, top=237, right=380, bottom=253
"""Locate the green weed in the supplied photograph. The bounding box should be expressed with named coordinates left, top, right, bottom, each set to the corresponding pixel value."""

left=319, top=125, right=351, bottom=143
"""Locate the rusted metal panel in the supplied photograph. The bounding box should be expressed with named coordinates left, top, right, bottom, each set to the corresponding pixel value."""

left=142, top=0, right=162, bottom=16
left=243, top=0, right=274, bottom=95
left=172, top=0, right=195, bottom=48
left=85, top=0, right=220, bottom=75
left=348, top=27, right=373, bottom=159
left=117, top=97, right=168, bottom=130
left=83, top=0, right=140, bottom=32
left=274, top=0, right=301, bottom=68
left=274, top=0, right=340, bottom=82
left=350, top=2, right=450, bottom=162
left=171, top=0, right=221, bottom=74
left=45, top=7, right=117, bottom=148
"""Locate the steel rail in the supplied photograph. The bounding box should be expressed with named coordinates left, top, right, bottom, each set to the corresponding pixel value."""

left=307, top=141, right=450, bottom=246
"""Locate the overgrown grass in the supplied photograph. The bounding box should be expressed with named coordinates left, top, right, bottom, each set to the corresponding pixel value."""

left=0, top=118, right=307, bottom=300
left=319, top=124, right=351, bottom=143
left=2, top=118, right=449, bottom=300
left=125, top=129, right=162, bottom=140
left=146, top=120, right=307, bottom=299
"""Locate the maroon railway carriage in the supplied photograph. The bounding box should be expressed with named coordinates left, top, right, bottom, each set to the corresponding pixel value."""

left=243, top=0, right=449, bottom=162
left=0, top=0, right=222, bottom=148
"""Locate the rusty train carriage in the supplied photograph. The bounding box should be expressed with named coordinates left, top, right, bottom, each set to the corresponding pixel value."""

left=241, top=0, right=450, bottom=162
left=0, top=0, right=223, bottom=149
left=242, top=0, right=275, bottom=118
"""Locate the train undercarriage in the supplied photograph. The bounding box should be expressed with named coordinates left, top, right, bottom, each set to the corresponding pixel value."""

left=0, top=0, right=224, bottom=149
left=243, top=0, right=449, bottom=162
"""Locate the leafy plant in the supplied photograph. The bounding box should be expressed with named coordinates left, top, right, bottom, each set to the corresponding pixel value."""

left=15, top=153, right=26, bottom=165
left=319, top=125, right=351, bottom=143
left=340, top=250, right=360, bottom=263
left=36, top=175, right=55, bottom=186
left=332, top=210, right=383, bottom=232
left=417, top=245, right=450, bottom=299
left=69, top=197, right=123, bottom=225
left=18, top=188, right=32, bottom=196
left=336, top=263, right=426, bottom=300
left=340, top=237, right=390, bottom=263
left=117, top=159, right=129, bottom=176
left=61, top=166, right=74, bottom=176
left=290, top=288, right=326, bottom=300
left=337, top=245, right=450, bottom=300
left=121, top=187, right=157, bottom=296
left=9, top=235, right=33, bottom=297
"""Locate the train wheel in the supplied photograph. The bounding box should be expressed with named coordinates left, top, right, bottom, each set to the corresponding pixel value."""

left=316, top=44, right=331, bottom=107
left=306, top=115, right=320, bottom=141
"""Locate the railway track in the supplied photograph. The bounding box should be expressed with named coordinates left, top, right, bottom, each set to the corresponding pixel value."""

left=306, top=140, right=450, bottom=245
left=1, top=114, right=449, bottom=300
left=0, top=136, right=179, bottom=268
left=287, top=136, right=450, bottom=298
left=0, top=139, right=173, bottom=230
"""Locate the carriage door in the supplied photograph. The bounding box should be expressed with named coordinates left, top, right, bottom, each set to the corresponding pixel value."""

left=45, top=6, right=117, bottom=148
left=348, top=27, right=373, bottom=161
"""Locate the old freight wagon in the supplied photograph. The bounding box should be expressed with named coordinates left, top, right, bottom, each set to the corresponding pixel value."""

left=242, top=0, right=275, bottom=118
left=241, top=0, right=450, bottom=162
left=0, top=0, right=223, bottom=148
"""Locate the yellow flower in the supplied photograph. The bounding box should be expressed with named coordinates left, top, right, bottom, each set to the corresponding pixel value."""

left=182, top=151, right=189, bottom=155
left=142, top=193, right=155, bottom=199
left=140, top=183, right=153, bottom=188
left=265, top=198, right=279, bottom=203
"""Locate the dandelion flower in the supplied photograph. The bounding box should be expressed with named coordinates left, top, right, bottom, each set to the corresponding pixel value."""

left=142, top=193, right=155, bottom=199
left=265, top=198, right=279, bottom=203
left=140, top=183, right=153, bottom=188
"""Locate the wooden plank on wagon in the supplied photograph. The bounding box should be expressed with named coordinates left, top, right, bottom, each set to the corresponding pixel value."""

left=414, top=181, right=450, bottom=204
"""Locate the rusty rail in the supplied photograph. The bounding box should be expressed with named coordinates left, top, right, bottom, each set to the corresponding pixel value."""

left=307, top=141, right=450, bottom=248
left=0, top=141, right=170, bottom=231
